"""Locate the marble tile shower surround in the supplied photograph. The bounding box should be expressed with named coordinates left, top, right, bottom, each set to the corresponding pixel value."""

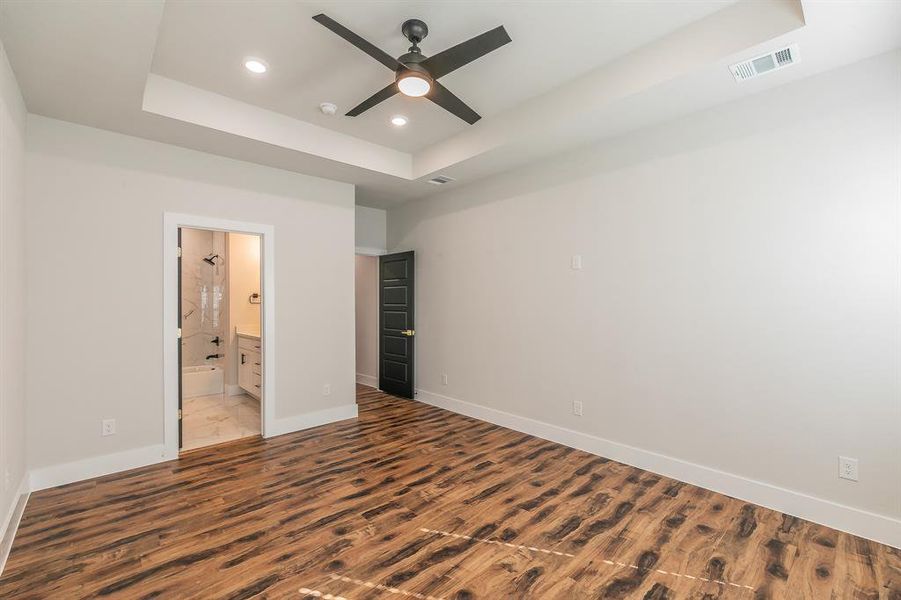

left=181, top=228, right=227, bottom=368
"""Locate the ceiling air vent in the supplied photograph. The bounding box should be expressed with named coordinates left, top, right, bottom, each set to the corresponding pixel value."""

left=729, top=44, right=799, bottom=82
left=427, top=175, right=455, bottom=185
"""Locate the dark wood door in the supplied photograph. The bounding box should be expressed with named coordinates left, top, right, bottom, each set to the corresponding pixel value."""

left=177, top=228, right=183, bottom=449
left=379, top=251, right=414, bottom=398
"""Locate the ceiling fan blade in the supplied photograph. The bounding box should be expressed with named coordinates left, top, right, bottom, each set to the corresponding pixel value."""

left=420, top=26, right=511, bottom=80
left=428, top=81, right=480, bottom=124
left=346, top=82, right=399, bottom=117
left=312, top=14, right=402, bottom=71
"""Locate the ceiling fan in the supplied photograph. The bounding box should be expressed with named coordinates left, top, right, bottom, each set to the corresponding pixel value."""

left=312, top=14, right=511, bottom=124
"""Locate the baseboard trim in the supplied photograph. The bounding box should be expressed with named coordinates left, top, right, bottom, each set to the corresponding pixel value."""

left=415, top=387, right=901, bottom=549
left=26, top=403, right=360, bottom=492
left=0, top=475, right=30, bottom=576
left=226, top=384, right=244, bottom=397
left=355, top=373, right=378, bottom=388
left=266, top=403, right=359, bottom=438
left=29, top=445, right=167, bottom=492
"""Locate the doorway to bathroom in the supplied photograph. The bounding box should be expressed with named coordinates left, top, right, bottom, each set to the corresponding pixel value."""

left=178, top=227, right=263, bottom=451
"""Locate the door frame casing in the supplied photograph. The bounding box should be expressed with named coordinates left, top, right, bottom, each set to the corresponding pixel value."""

left=354, top=246, right=386, bottom=257
left=163, top=212, right=275, bottom=458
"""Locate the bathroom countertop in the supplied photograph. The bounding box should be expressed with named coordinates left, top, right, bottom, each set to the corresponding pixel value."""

left=235, top=328, right=261, bottom=340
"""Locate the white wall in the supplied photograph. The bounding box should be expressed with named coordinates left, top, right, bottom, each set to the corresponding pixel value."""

left=226, top=232, right=261, bottom=387
left=354, top=255, right=378, bottom=384
left=355, top=205, right=387, bottom=254
left=25, top=115, right=356, bottom=472
left=389, top=51, right=901, bottom=546
left=353, top=204, right=386, bottom=386
left=0, top=43, right=27, bottom=538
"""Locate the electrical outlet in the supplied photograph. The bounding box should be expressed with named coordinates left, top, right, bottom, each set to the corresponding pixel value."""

left=441, top=374, right=448, bottom=386
left=101, top=419, right=116, bottom=436
left=838, top=456, right=858, bottom=481
left=572, top=400, right=583, bottom=416
left=571, top=255, right=583, bottom=270
left=322, top=384, right=331, bottom=396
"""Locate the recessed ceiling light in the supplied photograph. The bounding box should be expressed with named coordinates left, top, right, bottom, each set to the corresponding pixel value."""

left=244, top=58, right=268, bottom=74
left=391, top=115, right=408, bottom=127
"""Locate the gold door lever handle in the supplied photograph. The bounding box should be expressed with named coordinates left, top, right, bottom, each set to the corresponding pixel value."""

left=400, top=329, right=415, bottom=336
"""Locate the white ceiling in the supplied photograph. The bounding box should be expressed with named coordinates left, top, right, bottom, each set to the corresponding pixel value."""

left=1, top=0, right=900, bottom=209
left=151, top=0, right=735, bottom=153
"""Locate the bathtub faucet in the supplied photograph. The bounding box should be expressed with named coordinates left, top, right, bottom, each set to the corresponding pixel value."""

left=211, top=336, right=221, bottom=346
left=205, top=354, right=222, bottom=360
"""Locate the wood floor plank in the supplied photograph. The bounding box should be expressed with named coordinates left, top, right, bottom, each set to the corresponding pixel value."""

left=0, top=385, right=898, bottom=599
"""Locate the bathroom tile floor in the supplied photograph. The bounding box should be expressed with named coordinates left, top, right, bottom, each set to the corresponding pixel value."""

left=181, top=392, right=261, bottom=451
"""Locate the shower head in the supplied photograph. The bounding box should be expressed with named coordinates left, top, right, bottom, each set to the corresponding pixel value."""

left=203, top=254, right=221, bottom=266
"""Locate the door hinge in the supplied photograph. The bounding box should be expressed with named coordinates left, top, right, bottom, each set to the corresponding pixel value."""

left=177, top=246, right=182, bottom=258
left=178, top=409, right=182, bottom=419
left=176, top=328, right=182, bottom=339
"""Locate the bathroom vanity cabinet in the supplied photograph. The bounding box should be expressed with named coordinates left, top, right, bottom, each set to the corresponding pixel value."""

left=237, top=332, right=262, bottom=398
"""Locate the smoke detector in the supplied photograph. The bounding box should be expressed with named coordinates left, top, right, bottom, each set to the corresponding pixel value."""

left=730, top=44, right=799, bottom=82
left=319, top=102, right=338, bottom=115
left=427, top=175, right=455, bottom=185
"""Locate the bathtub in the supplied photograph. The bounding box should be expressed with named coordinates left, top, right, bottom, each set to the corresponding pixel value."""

left=182, top=365, right=224, bottom=398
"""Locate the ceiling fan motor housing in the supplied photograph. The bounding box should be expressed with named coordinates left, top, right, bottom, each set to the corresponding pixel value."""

left=398, top=50, right=426, bottom=65
left=397, top=61, right=430, bottom=78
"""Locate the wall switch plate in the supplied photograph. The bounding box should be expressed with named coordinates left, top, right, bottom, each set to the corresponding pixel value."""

left=571, top=255, right=583, bottom=270
left=838, top=456, right=858, bottom=481
left=101, top=419, right=116, bottom=436
left=572, top=400, right=583, bottom=416
left=441, top=374, right=448, bottom=386
left=322, top=384, right=331, bottom=396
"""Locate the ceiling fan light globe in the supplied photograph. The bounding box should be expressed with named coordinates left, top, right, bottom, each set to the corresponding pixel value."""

left=397, top=75, right=431, bottom=97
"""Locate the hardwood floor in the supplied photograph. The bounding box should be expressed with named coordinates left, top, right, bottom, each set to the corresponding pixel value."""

left=1, top=385, right=898, bottom=599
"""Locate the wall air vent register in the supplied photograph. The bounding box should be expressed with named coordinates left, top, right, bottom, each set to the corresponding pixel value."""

left=730, top=44, right=799, bottom=82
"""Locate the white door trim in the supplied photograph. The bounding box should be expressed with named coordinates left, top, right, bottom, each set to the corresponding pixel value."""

left=163, top=212, right=276, bottom=459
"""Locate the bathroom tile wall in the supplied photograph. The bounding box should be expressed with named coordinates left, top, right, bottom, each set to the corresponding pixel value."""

left=180, top=227, right=227, bottom=368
